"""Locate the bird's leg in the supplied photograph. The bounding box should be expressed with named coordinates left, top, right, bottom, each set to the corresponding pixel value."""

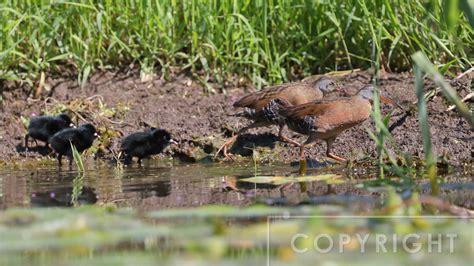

left=68, top=156, right=73, bottom=169
left=24, top=134, right=29, bottom=151
left=299, top=144, right=306, bottom=162
left=215, top=121, right=267, bottom=161
left=57, top=154, right=62, bottom=167
left=299, top=135, right=318, bottom=161
left=325, top=138, right=346, bottom=162
left=298, top=134, right=321, bottom=174
left=123, top=154, right=132, bottom=165
left=277, top=124, right=300, bottom=147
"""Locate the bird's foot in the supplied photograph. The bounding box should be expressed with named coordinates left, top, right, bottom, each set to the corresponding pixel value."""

left=215, top=135, right=238, bottom=160
left=221, top=150, right=235, bottom=162
left=215, top=143, right=235, bottom=161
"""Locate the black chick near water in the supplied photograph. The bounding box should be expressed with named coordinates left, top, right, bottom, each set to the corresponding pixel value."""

left=49, top=123, right=98, bottom=166
left=121, top=128, right=176, bottom=164
left=25, top=113, right=73, bottom=150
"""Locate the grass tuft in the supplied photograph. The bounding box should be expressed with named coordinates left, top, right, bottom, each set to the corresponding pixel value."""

left=1, top=1, right=472, bottom=87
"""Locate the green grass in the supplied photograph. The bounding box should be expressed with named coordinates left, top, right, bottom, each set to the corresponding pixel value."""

left=70, top=142, right=85, bottom=206
left=1, top=0, right=473, bottom=89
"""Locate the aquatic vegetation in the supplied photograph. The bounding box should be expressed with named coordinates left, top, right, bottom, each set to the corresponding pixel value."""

left=70, top=142, right=85, bottom=206
left=0, top=203, right=472, bottom=265
left=239, top=174, right=342, bottom=186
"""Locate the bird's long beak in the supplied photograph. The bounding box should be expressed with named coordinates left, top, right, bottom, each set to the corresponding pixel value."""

left=94, top=132, right=99, bottom=138
left=380, top=95, right=405, bottom=110
left=169, top=139, right=178, bottom=145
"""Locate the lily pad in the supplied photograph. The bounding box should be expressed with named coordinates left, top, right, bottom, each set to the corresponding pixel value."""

left=239, top=174, right=342, bottom=185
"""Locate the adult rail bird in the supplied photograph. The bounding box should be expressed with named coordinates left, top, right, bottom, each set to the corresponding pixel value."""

left=216, top=78, right=337, bottom=160
left=279, top=85, right=398, bottom=162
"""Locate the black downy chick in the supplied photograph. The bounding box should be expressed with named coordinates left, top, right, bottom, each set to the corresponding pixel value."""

left=121, top=128, right=176, bottom=164
left=25, top=113, right=73, bottom=150
left=49, top=123, right=98, bottom=166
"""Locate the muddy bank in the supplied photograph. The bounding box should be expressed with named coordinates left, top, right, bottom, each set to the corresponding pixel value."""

left=0, top=70, right=472, bottom=164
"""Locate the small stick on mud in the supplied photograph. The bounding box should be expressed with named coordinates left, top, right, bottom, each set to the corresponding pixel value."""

left=454, top=67, right=474, bottom=80
left=70, top=110, right=89, bottom=123
left=379, top=195, right=474, bottom=218
left=446, top=92, right=474, bottom=111
left=419, top=196, right=474, bottom=217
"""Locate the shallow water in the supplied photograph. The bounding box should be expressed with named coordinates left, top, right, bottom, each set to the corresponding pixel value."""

left=0, top=159, right=472, bottom=210
left=0, top=159, right=473, bottom=266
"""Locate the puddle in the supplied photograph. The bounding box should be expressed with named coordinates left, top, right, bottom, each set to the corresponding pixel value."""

left=0, top=159, right=472, bottom=210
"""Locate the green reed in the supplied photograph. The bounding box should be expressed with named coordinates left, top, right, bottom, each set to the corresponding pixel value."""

left=70, top=141, right=84, bottom=206
left=413, top=63, right=438, bottom=196
left=1, top=0, right=472, bottom=88
left=412, top=51, right=473, bottom=196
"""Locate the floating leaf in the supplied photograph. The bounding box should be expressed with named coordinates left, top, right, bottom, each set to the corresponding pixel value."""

left=239, top=174, right=342, bottom=185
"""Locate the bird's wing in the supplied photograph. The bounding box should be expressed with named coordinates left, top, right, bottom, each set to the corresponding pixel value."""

left=233, top=81, right=303, bottom=108
left=49, top=129, right=81, bottom=152
left=120, top=133, right=149, bottom=150
left=57, top=130, right=81, bottom=143
left=45, top=119, right=64, bottom=133
left=279, top=99, right=337, bottom=119
left=282, top=97, right=371, bottom=132
left=234, top=82, right=322, bottom=111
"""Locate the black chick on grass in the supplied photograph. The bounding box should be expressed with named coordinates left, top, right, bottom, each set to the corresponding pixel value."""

left=25, top=113, right=73, bottom=150
left=121, top=128, right=176, bottom=164
left=49, top=123, right=98, bottom=166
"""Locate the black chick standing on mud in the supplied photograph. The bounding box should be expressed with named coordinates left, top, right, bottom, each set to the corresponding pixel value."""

left=25, top=113, right=74, bottom=150
left=121, top=128, right=176, bottom=164
left=49, top=123, right=98, bottom=166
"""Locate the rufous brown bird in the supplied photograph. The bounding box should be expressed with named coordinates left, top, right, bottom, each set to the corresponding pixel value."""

left=278, top=85, right=398, bottom=162
left=216, top=78, right=338, bottom=160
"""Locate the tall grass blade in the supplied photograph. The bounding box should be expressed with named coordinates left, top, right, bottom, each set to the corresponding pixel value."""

left=412, top=52, right=473, bottom=127
left=460, top=0, right=474, bottom=28
left=414, top=64, right=439, bottom=196
left=71, top=172, right=84, bottom=207
left=1, top=1, right=472, bottom=88
left=69, top=141, right=85, bottom=206
left=70, top=141, right=84, bottom=172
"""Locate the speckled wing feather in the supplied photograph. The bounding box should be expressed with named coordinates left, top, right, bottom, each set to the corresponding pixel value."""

left=279, top=98, right=338, bottom=119
left=281, top=97, right=372, bottom=133
left=232, top=83, right=294, bottom=108
left=233, top=82, right=323, bottom=112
